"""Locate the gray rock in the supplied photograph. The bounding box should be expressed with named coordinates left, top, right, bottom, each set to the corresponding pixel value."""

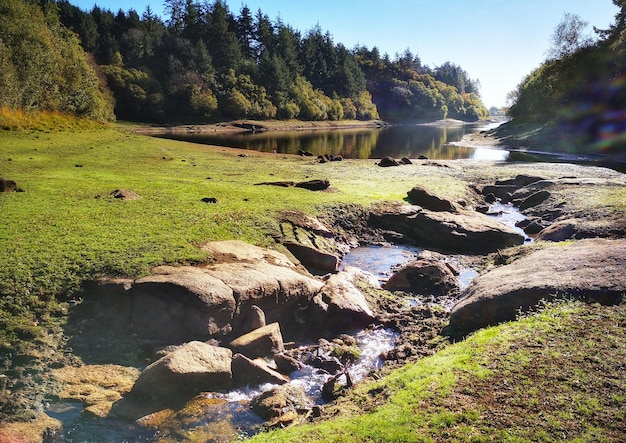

left=309, top=267, right=375, bottom=333
left=231, top=354, right=288, bottom=388
left=407, top=186, right=457, bottom=212
left=132, top=266, right=236, bottom=342
left=449, top=238, right=626, bottom=334
left=370, top=203, right=525, bottom=254
left=132, top=341, right=232, bottom=400
left=229, top=322, right=285, bottom=359
left=384, top=258, right=460, bottom=296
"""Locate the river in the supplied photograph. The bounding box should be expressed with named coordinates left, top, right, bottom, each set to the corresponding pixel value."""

left=154, top=121, right=509, bottom=161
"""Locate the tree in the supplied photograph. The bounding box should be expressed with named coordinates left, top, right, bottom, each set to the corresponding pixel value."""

left=547, top=13, right=594, bottom=60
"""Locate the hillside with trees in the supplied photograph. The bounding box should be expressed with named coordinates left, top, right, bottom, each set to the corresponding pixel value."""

left=0, top=0, right=114, bottom=121
left=1, top=0, right=488, bottom=124
left=500, top=0, right=626, bottom=157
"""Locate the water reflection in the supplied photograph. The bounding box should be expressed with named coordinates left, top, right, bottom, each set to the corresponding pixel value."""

left=155, top=123, right=509, bottom=161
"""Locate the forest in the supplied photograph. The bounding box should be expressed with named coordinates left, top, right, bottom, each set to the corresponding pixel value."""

left=503, top=0, right=626, bottom=155
left=0, top=0, right=488, bottom=123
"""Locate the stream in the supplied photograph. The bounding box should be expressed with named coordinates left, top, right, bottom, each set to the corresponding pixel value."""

left=46, top=203, right=529, bottom=442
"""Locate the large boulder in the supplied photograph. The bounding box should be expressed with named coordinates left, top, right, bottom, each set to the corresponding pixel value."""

left=383, top=258, right=460, bottom=296
left=130, top=240, right=323, bottom=343
left=229, top=323, right=285, bottom=359
left=449, top=238, right=626, bottom=334
left=407, top=186, right=457, bottom=212
left=131, top=342, right=232, bottom=401
left=370, top=203, right=525, bottom=254
left=308, top=267, right=375, bottom=334
left=132, top=266, right=236, bottom=343
left=202, top=260, right=323, bottom=336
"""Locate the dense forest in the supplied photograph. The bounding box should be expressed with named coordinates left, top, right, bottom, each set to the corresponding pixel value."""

left=0, top=0, right=488, bottom=123
left=504, top=0, right=626, bottom=155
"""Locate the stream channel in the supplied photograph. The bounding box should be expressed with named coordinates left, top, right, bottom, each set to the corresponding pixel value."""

left=46, top=203, right=530, bottom=442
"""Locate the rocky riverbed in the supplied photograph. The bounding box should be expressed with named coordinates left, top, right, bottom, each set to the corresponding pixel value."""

left=2, top=157, right=625, bottom=442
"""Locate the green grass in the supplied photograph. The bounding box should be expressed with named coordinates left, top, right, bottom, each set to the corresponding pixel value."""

left=246, top=301, right=626, bottom=442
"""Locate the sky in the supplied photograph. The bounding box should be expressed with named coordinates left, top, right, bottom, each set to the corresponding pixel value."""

left=71, top=0, right=620, bottom=108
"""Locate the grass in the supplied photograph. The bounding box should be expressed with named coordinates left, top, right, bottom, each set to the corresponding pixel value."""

left=245, top=301, right=626, bottom=442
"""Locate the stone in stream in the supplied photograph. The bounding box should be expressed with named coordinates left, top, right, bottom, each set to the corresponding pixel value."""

left=231, top=354, right=288, bottom=388
left=448, top=238, right=626, bottom=334
left=229, top=322, right=285, bottom=359
left=383, top=257, right=460, bottom=296
left=308, top=267, right=375, bottom=335
left=369, top=202, right=525, bottom=254
left=131, top=341, right=233, bottom=401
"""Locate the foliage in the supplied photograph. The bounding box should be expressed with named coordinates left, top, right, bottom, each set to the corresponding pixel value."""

left=354, top=46, right=487, bottom=122
left=505, top=1, right=626, bottom=155
left=0, top=0, right=114, bottom=121
left=19, top=0, right=485, bottom=123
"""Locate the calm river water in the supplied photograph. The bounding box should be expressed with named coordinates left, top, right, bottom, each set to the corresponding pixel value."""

left=155, top=121, right=509, bottom=161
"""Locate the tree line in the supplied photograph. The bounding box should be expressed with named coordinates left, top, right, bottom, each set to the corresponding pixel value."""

left=1, top=0, right=489, bottom=123
left=506, top=0, right=626, bottom=153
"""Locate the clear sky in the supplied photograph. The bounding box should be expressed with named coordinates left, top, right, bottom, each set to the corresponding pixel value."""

left=71, top=0, right=619, bottom=108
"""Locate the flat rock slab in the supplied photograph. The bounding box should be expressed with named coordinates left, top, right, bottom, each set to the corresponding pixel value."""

left=449, top=238, right=626, bottom=334
left=370, top=203, right=525, bottom=254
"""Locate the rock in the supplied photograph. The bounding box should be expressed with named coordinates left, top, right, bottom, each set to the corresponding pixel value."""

left=231, top=354, right=288, bottom=388
left=480, top=184, right=517, bottom=202
left=484, top=193, right=497, bottom=204
left=378, top=157, right=399, bottom=167
left=383, top=258, right=460, bottom=296
left=448, top=238, right=626, bottom=334
left=407, top=186, right=457, bottom=212
left=283, top=241, right=340, bottom=273
left=131, top=342, right=232, bottom=400
left=280, top=210, right=334, bottom=238
left=201, top=240, right=296, bottom=269
left=250, top=384, right=313, bottom=420
left=132, top=266, right=236, bottom=343
left=202, top=260, right=323, bottom=337
left=110, top=189, right=141, bottom=200
left=0, top=177, right=18, bottom=192
left=274, top=353, right=303, bottom=374
left=201, top=197, right=218, bottom=204
left=495, top=175, right=545, bottom=187
left=309, top=267, right=375, bottom=333
left=537, top=219, right=580, bottom=242
left=370, top=203, right=525, bottom=254
left=400, top=157, right=413, bottom=165
left=241, top=305, right=266, bottom=334
left=255, top=181, right=296, bottom=187
left=229, top=323, right=284, bottom=359
left=295, top=179, right=330, bottom=191
left=518, top=190, right=551, bottom=210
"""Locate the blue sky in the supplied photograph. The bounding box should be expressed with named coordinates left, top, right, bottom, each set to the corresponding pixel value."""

left=71, top=0, right=619, bottom=107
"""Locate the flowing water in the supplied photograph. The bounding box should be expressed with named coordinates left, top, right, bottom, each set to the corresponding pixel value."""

left=155, top=121, right=509, bottom=160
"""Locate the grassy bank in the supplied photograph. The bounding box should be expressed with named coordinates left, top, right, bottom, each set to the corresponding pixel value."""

left=247, top=301, right=626, bottom=442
